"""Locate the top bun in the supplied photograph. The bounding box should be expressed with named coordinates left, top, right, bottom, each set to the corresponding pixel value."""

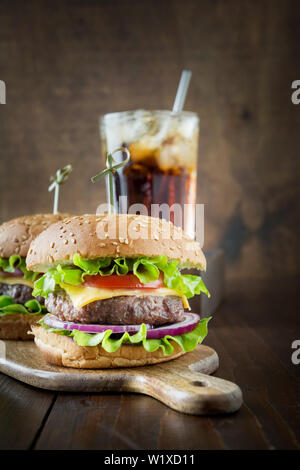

left=0, top=213, right=70, bottom=258
left=26, top=214, right=206, bottom=271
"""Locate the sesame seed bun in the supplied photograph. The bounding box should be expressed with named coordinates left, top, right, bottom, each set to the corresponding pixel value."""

left=31, top=324, right=186, bottom=368
left=0, top=213, right=70, bottom=258
left=0, top=314, right=43, bottom=340
left=26, top=214, right=206, bottom=272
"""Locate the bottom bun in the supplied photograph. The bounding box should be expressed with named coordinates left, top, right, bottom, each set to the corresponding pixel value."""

left=31, top=325, right=187, bottom=369
left=0, top=314, right=43, bottom=340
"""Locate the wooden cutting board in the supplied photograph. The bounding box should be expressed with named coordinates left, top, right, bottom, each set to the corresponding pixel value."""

left=0, top=340, right=242, bottom=415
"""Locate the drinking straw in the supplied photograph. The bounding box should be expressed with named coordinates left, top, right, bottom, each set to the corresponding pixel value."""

left=172, top=70, right=192, bottom=113
left=155, top=70, right=192, bottom=207
left=91, top=147, right=130, bottom=214
left=48, top=164, right=73, bottom=214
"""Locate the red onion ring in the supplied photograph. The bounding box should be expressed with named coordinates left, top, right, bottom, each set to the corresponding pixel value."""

left=146, top=313, right=200, bottom=339
left=43, top=315, right=153, bottom=334
left=0, top=268, right=24, bottom=278
left=43, top=313, right=200, bottom=339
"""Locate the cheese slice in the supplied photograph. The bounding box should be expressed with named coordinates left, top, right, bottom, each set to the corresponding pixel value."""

left=60, top=282, right=190, bottom=310
left=0, top=276, right=34, bottom=288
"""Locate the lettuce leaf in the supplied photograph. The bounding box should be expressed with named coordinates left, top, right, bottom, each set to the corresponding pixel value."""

left=33, top=254, right=210, bottom=300
left=0, top=255, right=39, bottom=282
left=0, top=295, right=47, bottom=317
left=38, top=316, right=211, bottom=356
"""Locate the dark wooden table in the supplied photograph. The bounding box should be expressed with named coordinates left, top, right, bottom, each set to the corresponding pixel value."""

left=0, top=279, right=299, bottom=450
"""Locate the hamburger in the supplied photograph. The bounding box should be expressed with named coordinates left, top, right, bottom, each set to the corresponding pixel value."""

left=0, top=213, right=68, bottom=339
left=27, top=214, right=210, bottom=368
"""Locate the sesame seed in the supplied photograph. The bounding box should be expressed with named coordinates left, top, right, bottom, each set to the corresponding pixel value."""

left=71, top=239, right=76, bottom=244
left=64, top=240, right=68, bottom=245
left=51, top=242, right=55, bottom=248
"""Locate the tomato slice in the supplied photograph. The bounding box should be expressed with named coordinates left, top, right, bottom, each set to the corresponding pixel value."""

left=82, top=273, right=165, bottom=289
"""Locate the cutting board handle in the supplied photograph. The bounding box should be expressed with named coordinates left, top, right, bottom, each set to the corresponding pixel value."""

left=123, top=367, right=243, bottom=415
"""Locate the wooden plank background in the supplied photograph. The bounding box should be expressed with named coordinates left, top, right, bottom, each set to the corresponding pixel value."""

left=0, top=0, right=299, bottom=280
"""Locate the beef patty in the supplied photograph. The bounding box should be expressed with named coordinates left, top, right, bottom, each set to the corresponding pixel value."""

left=0, top=283, right=44, bottom=305
left=45, top=293, right=185, bottom=326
